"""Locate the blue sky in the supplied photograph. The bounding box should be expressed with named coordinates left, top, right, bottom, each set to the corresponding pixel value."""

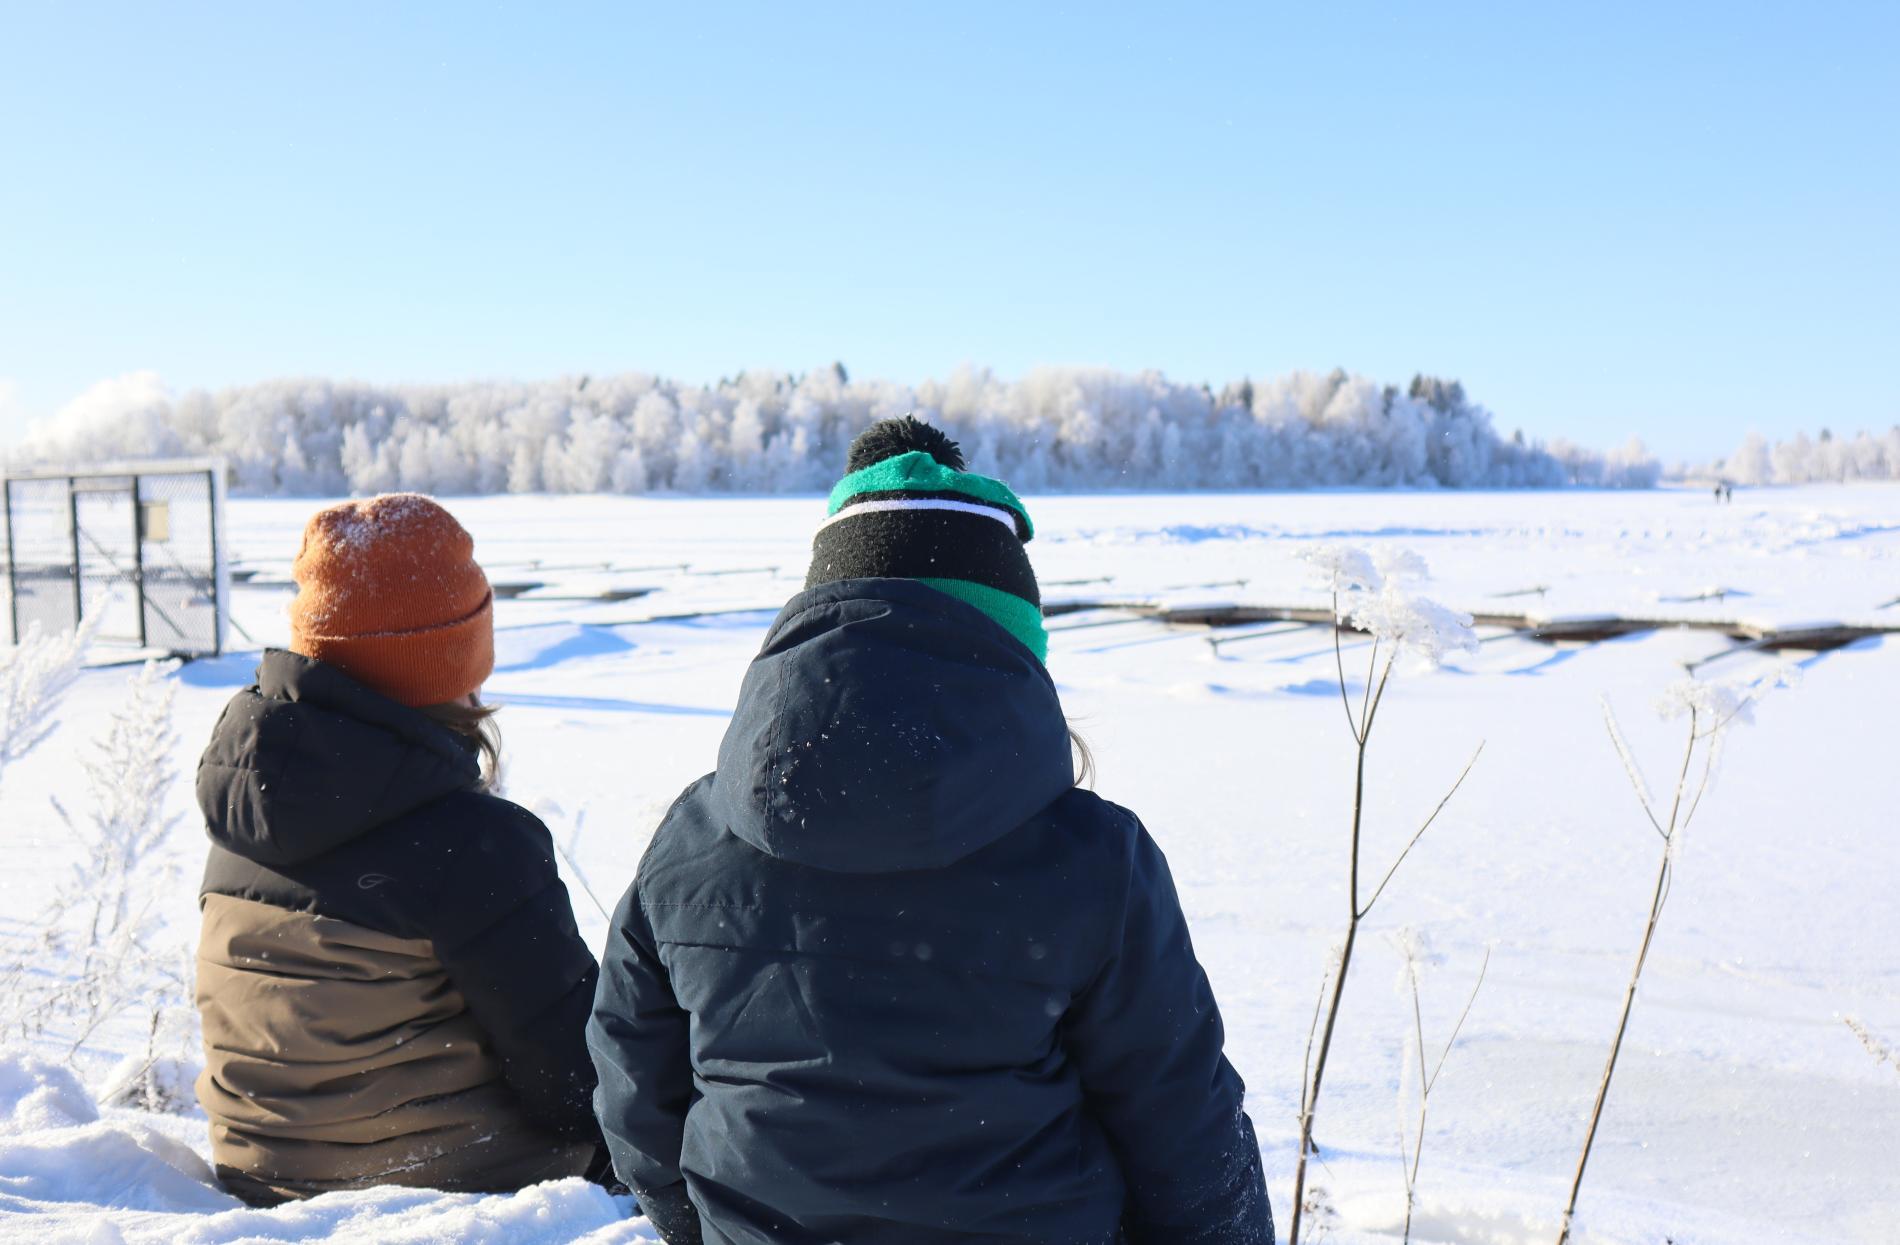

left=1, top=2, right=1894, bottom=461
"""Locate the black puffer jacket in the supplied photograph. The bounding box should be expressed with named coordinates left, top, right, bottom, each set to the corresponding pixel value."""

left=589, top=579, right=1273, bottom=1245
left=195, top=651, right=603, bottom=1200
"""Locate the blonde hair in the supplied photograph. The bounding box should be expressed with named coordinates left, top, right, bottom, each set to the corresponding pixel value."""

left=1068, top=724, right=1095, bottom=789
left=418, top=694, right=503, bottom=791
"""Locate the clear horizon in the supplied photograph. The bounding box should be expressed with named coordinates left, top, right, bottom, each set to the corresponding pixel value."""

left=3, top=2, right=1895, bottom=462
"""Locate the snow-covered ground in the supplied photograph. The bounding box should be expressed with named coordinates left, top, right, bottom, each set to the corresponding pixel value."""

left=3, top=484, right=1897, bottom=1244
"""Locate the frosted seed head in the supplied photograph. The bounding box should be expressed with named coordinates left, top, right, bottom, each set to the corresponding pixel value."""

left=1346, top=584, right=1479, bottom=666
left=1372, top=546, right=1430, bottom=583
left=1656, top=663, right=1798, bottom=733
left=1299, top=543, right=1382, bottom=596
left=1387, top=926, right=1444, bottom=994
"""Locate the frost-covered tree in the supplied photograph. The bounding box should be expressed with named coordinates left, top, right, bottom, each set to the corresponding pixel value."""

left=1723, top=432, right=1773, bottom=485
left=14, top=366, right=1663, bottom=495
left=1711, top=427, right=1900, bottom=484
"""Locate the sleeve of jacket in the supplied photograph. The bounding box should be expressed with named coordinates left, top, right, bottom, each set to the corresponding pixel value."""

left=1064, top=815, right=1275, bottom=1245
left=429, top=798, right=604, bottom=1145
left=587, top=876, right=701, bottom=1245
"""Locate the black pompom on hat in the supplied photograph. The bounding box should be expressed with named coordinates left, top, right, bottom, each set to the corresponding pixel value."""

left=844, top=414, right=967, bottom=472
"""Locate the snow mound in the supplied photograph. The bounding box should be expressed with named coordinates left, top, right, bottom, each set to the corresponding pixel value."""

left=0, top=1115, right=229, bottom=1213
left=0, top=1052, right=99, bottom=1132
left=0, top=1053, right=654, bottom=1242
left=149, top=1181, right=653, bottom=1245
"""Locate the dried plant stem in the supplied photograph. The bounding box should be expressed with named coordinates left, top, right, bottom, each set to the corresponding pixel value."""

left=1844, top=1017, right=1900, bottom=1080
left=1289, top=645, right=1378, bottom=1244
left=1333, top=593, right=1361, bottom=744
left=1556, top=849, right=1669, bottom=1244
left=1298, top=967, right=1330, bottom=1136
left=550, top=810, right=612, bottom=922
left=1400, top=948, right=1490, bottom=1244
left=1289, top=636, right=1480, bottom=1245
left=1363, top=744, right=1483, bottom=918
left=1557, top=707, right=1704, bottom=1244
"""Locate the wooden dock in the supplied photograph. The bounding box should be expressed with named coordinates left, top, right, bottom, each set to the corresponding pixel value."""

left=1043, top=599, right=1896, bottom=656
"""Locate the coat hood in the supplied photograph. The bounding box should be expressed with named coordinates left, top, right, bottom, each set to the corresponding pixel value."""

left=709, top=579, right=1074, bottom=873
left=197, top=650, right=481, bottom=867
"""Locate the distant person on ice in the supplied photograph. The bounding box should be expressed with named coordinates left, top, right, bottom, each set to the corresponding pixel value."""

left=193, top=494, right=608, bottom=1205
left=588, top=418, right=1274, bottom=1244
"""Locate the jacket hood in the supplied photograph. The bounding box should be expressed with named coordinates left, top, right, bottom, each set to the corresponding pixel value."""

left=197, top=649, right=481, bottom=867
left=710, top=579, right=1074, bottom=874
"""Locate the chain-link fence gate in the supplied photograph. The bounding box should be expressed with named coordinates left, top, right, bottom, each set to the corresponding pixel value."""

left=1, top=461, right=229, bottom=656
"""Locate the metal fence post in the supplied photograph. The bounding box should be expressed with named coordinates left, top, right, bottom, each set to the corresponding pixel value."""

left=131, top=474, right=149, bottom=647
left=206, top=468, right=223, bottom=656
left=2, top=478, right=17, bottom=644
left=67, top=477, right=82, bottom=624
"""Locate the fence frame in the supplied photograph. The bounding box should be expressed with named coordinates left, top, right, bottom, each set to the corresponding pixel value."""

left=1, top=458, right=229, bottom=656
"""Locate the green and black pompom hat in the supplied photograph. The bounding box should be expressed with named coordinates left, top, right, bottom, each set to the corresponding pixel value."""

left=805, top=416, right=1047, bottom=662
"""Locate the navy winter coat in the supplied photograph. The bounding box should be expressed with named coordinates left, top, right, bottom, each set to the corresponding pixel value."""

left=588, top=579, right=1273, bottom=1245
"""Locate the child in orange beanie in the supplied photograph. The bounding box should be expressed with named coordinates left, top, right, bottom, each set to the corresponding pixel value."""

left=285, top=492, right=497, bottom=708
left=193, top=494, right=609, bottom=1204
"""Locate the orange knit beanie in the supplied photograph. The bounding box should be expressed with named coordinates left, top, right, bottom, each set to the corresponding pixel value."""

left=287, top=494, right=495, bottom=708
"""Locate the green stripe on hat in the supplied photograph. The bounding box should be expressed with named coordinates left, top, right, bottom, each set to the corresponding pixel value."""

left=917, top=578, right=1049, bottom=663
left=828, top=451, right=1035, bottom=540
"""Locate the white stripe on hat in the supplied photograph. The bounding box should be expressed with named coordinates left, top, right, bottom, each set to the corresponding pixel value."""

left=819, top=497, right=1019, bottom=535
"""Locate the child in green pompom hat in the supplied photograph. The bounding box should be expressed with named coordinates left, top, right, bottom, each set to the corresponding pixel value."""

left=805, top=415, right=1048, bottom=661
left=588, top=415, right=1273, bottom=1245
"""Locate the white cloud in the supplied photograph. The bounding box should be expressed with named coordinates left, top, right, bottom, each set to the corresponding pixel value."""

left=49, top=371, right=170, bottom=430
left=20, top=372, right=176, bottom=463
